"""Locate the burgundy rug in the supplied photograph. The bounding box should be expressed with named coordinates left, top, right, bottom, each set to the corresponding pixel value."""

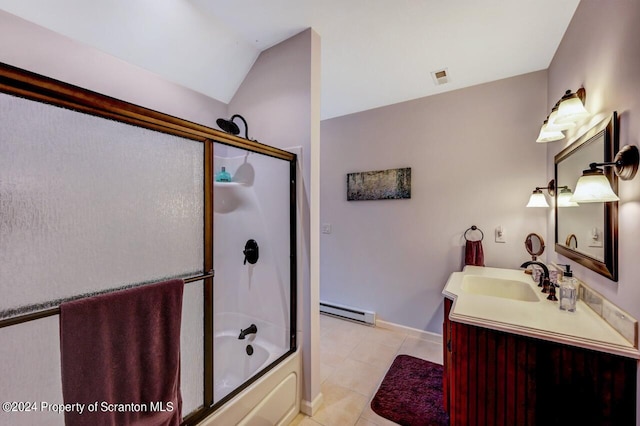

left=371, top=354, right=449, bottom=426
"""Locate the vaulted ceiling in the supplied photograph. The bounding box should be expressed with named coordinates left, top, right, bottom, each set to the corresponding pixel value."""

left=0, top=0, right=580, bottom=119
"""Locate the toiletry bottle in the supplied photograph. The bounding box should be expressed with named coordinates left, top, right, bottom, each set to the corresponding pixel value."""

left=559, top=265, right=577, bottom=312
left=215, top=166, right=232, bottom=182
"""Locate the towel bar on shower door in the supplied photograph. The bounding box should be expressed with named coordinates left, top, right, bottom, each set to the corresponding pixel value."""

left=0, top=270, right=215, bottom=329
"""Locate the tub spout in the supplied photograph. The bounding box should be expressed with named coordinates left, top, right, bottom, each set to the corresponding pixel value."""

left=238, top=324, right=257, bottom=340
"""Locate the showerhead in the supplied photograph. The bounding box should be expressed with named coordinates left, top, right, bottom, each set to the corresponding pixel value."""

left=216, top=118, right=240, bottom=135
left=216, top=114, right=253, bottom=140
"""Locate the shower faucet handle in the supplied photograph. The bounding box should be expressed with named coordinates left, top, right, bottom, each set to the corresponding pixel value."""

left=243, top=239, right=259, bottom=265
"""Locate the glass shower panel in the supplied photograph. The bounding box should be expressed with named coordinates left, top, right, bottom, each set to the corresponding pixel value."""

left=212, top=142, right=293, bottom=404
left=1, top=90, right=207, bottom=419
left=181, top=280, right=204, bottom=415
left=0, top=93, right=203, bottom=317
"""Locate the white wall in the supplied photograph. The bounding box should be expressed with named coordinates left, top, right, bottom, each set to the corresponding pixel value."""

left=545, top=1, right=640, bottom=422
left=0, top=0, right=258, bottom=104
left=320, top=71, right=548, bottom=333
left=0, top=10, right=228, bottom=126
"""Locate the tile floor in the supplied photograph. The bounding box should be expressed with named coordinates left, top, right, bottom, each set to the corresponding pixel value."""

left=289, top=314, right=444, bottom=426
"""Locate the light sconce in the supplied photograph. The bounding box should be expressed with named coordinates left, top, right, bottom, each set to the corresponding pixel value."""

left=526, top=179, right=555, bottom=208
left=555, top=88, right=589, bottom=125
left=546, top=103, right=576, bottom=132
left=571, top=145, right=640, bottom=203
left=536, top=88, right=588, bottom=143
left=556, top=186, right=579, bottom=207
left=536, top=119, right=565, bottom=143
left=216, top=114, right=255, bottom=141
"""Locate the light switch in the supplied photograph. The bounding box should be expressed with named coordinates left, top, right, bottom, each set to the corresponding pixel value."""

left=321, top=223, right=332, bottom=234
left=588, top=228, right=603, bottom=247
left=495, top=226, right=506, bottom=243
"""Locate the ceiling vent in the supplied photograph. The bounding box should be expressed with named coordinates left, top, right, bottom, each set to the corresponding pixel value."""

left=431, top=68, right=449, bottom=85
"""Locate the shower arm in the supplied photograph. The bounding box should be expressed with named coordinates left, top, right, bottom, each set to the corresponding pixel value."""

left=230, top=114, right=251, bottom=140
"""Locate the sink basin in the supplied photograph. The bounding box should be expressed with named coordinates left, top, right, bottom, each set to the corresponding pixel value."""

left=461, top=275, right=540, bottom=302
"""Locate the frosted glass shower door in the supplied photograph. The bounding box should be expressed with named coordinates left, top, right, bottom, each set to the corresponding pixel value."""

left=0, top=62, right=296, bottom=420
left=0, top=93, right=204, bottom=314
left=0, top=87, right=210, bottom=422
left=212, top=142, right=296, bottom=404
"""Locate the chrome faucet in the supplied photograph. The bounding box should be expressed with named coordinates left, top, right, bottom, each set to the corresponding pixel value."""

left=521, top=261, right=557, bottom=301
left=238, top=324, right=257, bottom=340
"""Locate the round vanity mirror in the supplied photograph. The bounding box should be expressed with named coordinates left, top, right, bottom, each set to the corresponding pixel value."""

left=525, top=233, right=545, bottom=260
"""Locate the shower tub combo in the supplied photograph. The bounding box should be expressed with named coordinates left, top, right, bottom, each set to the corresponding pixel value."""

left=0, top=65, right=299, bottom=426
left=202, top=325, right=301, bottom=425
left=200, top=143, right=300, bottom=425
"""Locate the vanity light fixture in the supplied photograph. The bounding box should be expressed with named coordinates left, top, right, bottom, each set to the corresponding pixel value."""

left=536, top=119, right=565, bottom=143
left=571, top=145, right=640, bottom=203
left=556, top=186, right=579, bottom=207
left=535, top=88, right=588, bottom=143
left=526, top=189, right=550, bottom=207
left=554, top=88, right=589, bottom=125
left=216, top=114, right=255, bottom=141
left=546, top=103, right=576, bottom=132
left=526, top=179, right=555, bottom=208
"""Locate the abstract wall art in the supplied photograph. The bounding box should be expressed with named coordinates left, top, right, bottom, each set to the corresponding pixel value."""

left=347, top=167, right=411, bottom=201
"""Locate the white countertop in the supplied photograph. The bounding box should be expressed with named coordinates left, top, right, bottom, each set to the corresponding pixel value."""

left=443, top=266, right=640, bottom=359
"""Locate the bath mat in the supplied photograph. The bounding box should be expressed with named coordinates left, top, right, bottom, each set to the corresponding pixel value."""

left=370, top=354, right=449, bottom=426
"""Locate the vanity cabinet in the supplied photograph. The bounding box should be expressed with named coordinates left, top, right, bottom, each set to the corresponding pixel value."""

left=443, top=297, right=637, bottom=425
left=443, top=297, right=453, bottom=412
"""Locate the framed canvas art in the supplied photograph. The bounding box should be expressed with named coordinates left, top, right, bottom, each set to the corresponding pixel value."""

left=347, top=167, right=411, bottom=201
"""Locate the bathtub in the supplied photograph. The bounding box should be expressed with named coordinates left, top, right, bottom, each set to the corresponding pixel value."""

left=201, top=331, right=301, bottom=426
left=214, top=332, right=279, bottom=402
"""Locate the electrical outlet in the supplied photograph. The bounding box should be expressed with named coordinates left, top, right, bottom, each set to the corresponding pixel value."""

left=495, top=226, right=506, bottom=243
left=321, top=223, right=332, bottom=234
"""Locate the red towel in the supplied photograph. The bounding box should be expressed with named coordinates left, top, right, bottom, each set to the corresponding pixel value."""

left=60, top=279, right=184, bottom=426
left=464, top=240, right=485, bottom=266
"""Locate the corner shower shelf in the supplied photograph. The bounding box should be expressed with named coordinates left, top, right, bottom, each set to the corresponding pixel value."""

left=214, top=181, right=247, bottom=213
left=214, top=181, right=243, bottom=186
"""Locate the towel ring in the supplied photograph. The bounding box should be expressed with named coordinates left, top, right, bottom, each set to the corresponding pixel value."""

left=464, top=225, right=484, bottom=242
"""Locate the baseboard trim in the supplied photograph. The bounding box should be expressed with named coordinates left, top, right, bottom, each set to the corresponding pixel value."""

left=300, top=392, right=324, bottom=417
left=376, top=319, right=442, bottom=343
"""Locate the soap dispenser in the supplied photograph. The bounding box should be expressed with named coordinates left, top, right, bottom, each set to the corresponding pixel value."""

left=559, top=264, right=577, bottom=312
left=215, top=166, right=232, bottom=182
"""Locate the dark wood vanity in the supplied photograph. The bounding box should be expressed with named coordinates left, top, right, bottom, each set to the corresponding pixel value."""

left=443, top=297, right=637, bottom=425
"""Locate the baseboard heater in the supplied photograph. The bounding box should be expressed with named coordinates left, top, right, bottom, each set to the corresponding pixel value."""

left=319, top=301, right=376, bottom=326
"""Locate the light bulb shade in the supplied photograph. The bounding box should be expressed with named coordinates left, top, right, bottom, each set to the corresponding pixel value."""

left=536, top=120, right=565, bottom=143
left=557, top=187, right=579, bottom=207
left=570, top=169, right=619, bottom=203
left=546, top=107, right=575, bottom=131
left=555, top=90, right=589, bottom=124
left=526, top=190, right=549, bottom=207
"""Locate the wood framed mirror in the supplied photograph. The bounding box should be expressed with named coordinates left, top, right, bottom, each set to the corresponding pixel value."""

left=525, top=233, right=545, bottom=261
left=554, top=112, right=618, bottom=281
